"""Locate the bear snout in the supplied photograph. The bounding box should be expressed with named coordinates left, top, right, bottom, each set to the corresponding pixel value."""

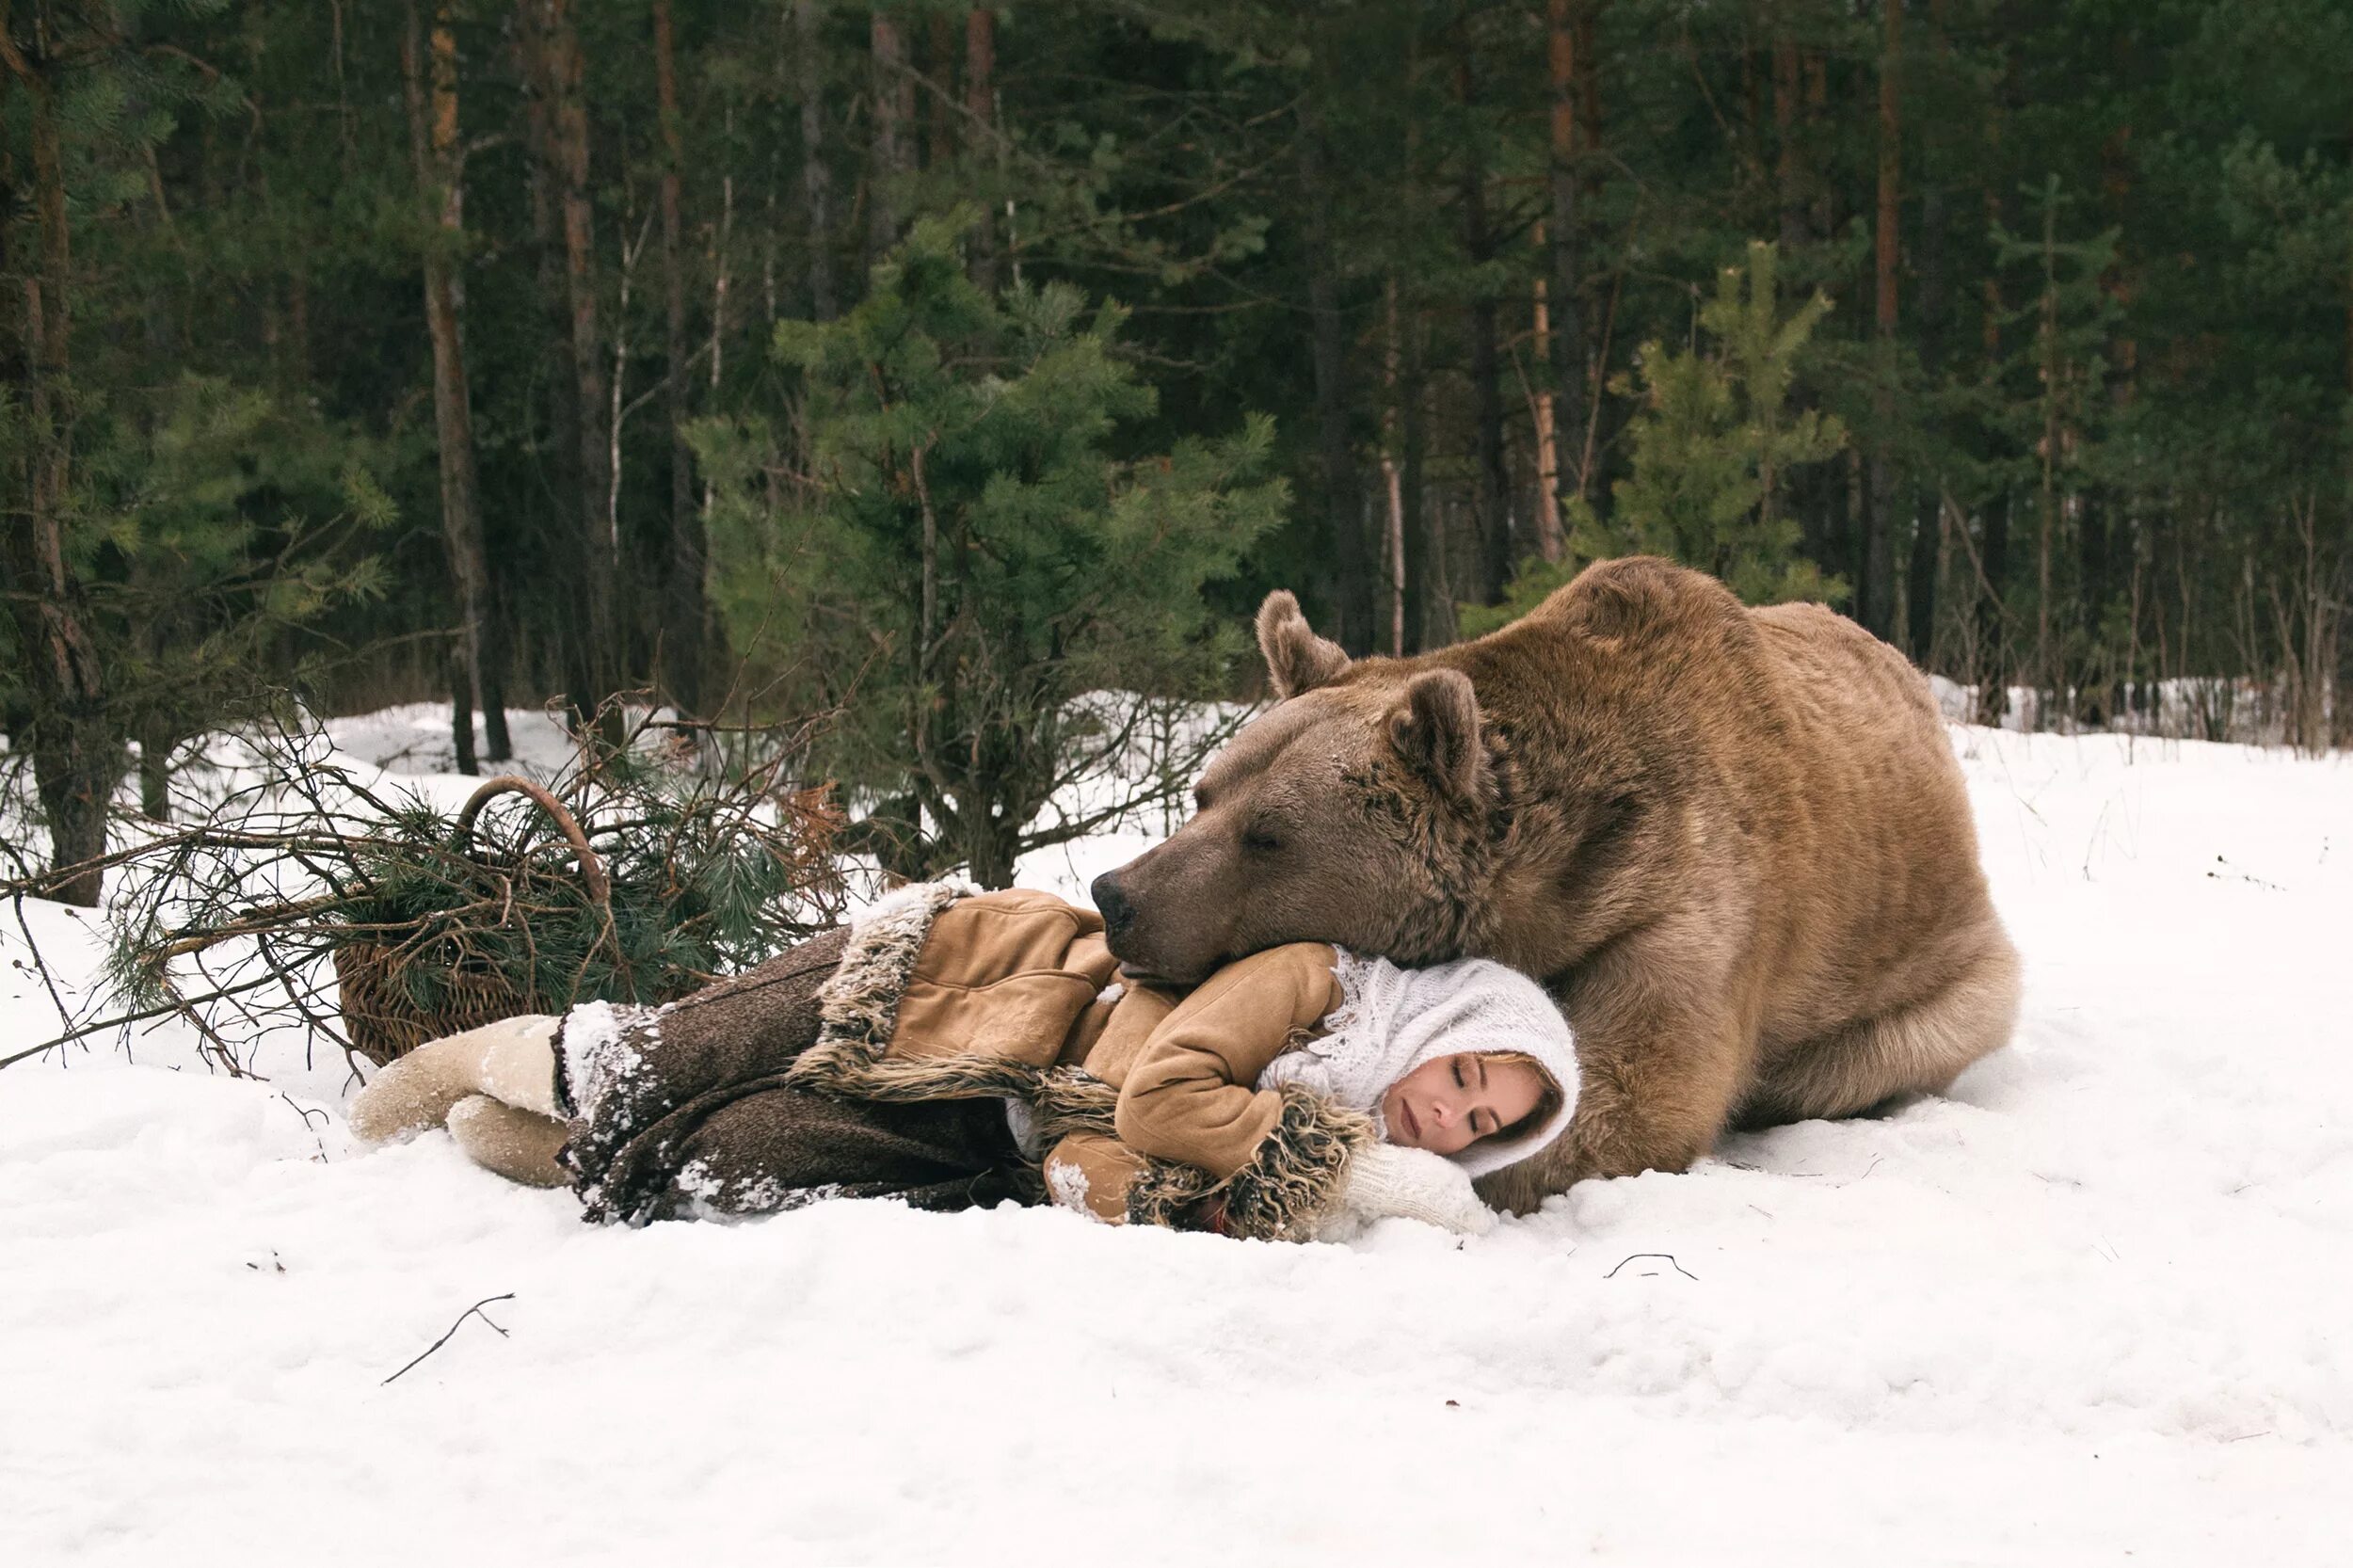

left=1090, top=871, right=1134, bottom=943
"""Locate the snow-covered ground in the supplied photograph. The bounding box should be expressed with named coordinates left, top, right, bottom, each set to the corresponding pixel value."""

left=2, top=713, right=2346, bottom=1565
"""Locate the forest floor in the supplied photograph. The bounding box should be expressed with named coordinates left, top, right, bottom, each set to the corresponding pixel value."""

left=3, top=705, right=2346, bottom=1565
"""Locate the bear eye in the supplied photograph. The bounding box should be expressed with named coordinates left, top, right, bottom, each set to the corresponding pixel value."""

left=1242, top=825, right=1285, bottom=855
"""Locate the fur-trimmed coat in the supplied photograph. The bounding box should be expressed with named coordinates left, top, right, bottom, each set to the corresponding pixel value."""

left=551, top=886, right=1373, bottom=1235
left=779, top=884, right=1372, bottom=1240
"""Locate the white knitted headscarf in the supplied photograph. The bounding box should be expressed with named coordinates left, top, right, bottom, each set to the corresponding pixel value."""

left=1256, top=951, right=1579, bottom=1178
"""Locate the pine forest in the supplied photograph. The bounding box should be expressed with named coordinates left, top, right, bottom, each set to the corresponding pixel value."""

left=5, top=0, right=2350, bottom=900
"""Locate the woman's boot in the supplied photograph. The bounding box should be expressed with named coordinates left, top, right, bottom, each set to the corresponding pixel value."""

left=347, top=1014, right=561, bottom=1143
left=446, top=1095, right=571, bottom=1187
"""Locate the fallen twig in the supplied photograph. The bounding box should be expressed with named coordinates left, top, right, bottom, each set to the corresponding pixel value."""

left=10, top=890, right=79, bottom=1051
left=381, top=1293, right=515, bottom=1386
left=2205, top=855, right=2283, bottom=891
left=279, top=1092, right=331, bottom=1161
left=1830, top=1156, right=1884, bottom=1188
left=1604, top=1253, right=1698, bottom=1281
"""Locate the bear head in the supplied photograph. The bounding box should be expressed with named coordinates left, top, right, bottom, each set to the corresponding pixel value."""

left=1091, top=590, right=1499, bottom=984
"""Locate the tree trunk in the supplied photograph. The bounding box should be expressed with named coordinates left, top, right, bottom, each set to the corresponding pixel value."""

left=761, top=84, right=779, bottom=329
left=1804, top=51, right=1833, bottom=241
left=1403, top=306, right=1439, bottom=650
left=1904, top=0, right=1958, bottom=664
left=965, top=7, right=999, bottom=293
left=1906, top=9, right=1948, bottom=666
left=868, top=11, right=912, bottom=260
left=654, top=0, right=704, bottom=716
left=518, top=0, right=617, bottom=728
left=1299, top=104, right=1372, bottom=652
left=1773, top=25, right=1804, bottom=251
left=1975, top=73, right=2009, bottom=727
left=1459, top=52, right=1510, bottom=606
left=515, top=8, right=584, bottom=691
left=1545, top=0, right=1586, bottom=514
left=2036, top=194, right=2059, bottom=727
left=2077, top=490, right=2111, bottom=719
left=1975, top=498, right=2014, bottom=728
left=1577, top=5, right=1604, bottom=169
left=925, top=8, right=956, bottom=169
left=136, top=710, right=172, bottom=822
left=445, top=646, right=479, bottom=775
left=1471, top=296, right=1510, bottom=603
left=404, top=0, right=510, bottom=766
left=0, top=41, right=114, bottom=904
left=703, top=101, right=734, bottom=664
left=795, top=0, right=837, bottom=321
left=2340, top=136, right=2353, bottom=747
left=966, top=811, right=1018, bottom=891
left=1381, top=278, right=1409, bottom=655
left=1865, top=0, right=1902, bottom=640
left=2337, top=563, right=2353, bottom=747
left=1530, top=225, right=1563, bottom=564
left=551, top=0, right=615, bottom=707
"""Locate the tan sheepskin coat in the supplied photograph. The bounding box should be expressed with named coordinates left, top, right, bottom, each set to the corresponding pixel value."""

left=781, top=885, right=1368, bottom=1240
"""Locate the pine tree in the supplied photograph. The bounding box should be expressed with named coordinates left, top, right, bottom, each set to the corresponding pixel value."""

left=3, top=0, right=2346, bottom=783
left=1990, top=177, right=2120, bottom=726
left=1459, top=241, right=1847, bottom=638
left=696, top=216, right=1286, bottom=886
left=1, top=4, right=382, bottom=895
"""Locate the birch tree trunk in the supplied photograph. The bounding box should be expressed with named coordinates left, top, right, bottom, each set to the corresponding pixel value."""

left=1379, top=279, right=1410, bottom=655
left=1529, top=222, right=1564, bottom=564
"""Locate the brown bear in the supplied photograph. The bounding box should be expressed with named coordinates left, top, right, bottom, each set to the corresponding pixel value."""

left=1091, top=555, right=2021, bottom=1210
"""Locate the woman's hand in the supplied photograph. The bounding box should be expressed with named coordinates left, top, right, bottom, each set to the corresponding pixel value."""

left=1329, top=1144, right=1498, bottom=1237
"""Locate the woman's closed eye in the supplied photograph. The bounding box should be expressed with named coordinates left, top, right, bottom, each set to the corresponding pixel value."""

left=1454, top=1057, right=1494, bottom=1137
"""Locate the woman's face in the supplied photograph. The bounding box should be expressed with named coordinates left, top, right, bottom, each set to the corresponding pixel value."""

left=1381, top=1053, right=1544, bottom=1157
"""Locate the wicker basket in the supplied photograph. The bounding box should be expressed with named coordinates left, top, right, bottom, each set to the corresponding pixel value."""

left=332, top=776, right=611, bottom=1065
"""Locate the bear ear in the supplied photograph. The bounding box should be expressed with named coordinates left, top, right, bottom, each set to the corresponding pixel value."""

left=1387, top=668, right=1488, bottom=803
left=1563, top=555, right=1678, bottom=647
left=1257, top=590, right=1351, bottom=699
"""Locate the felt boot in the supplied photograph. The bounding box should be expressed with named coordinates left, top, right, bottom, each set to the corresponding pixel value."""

left=446, top=1095, right=571, bottom=1187
left=347, top=1013, right=561, bottom=1143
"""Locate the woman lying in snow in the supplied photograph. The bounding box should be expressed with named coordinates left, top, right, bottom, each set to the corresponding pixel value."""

left=349, top=884, right=1577, bottom=1240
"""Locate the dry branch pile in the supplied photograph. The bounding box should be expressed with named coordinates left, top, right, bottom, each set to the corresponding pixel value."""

left=8, top=706, right=847, bottom=1076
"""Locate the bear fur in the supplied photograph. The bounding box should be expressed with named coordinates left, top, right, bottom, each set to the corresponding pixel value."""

left=1091, top=556, right=2022, bottom=1210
